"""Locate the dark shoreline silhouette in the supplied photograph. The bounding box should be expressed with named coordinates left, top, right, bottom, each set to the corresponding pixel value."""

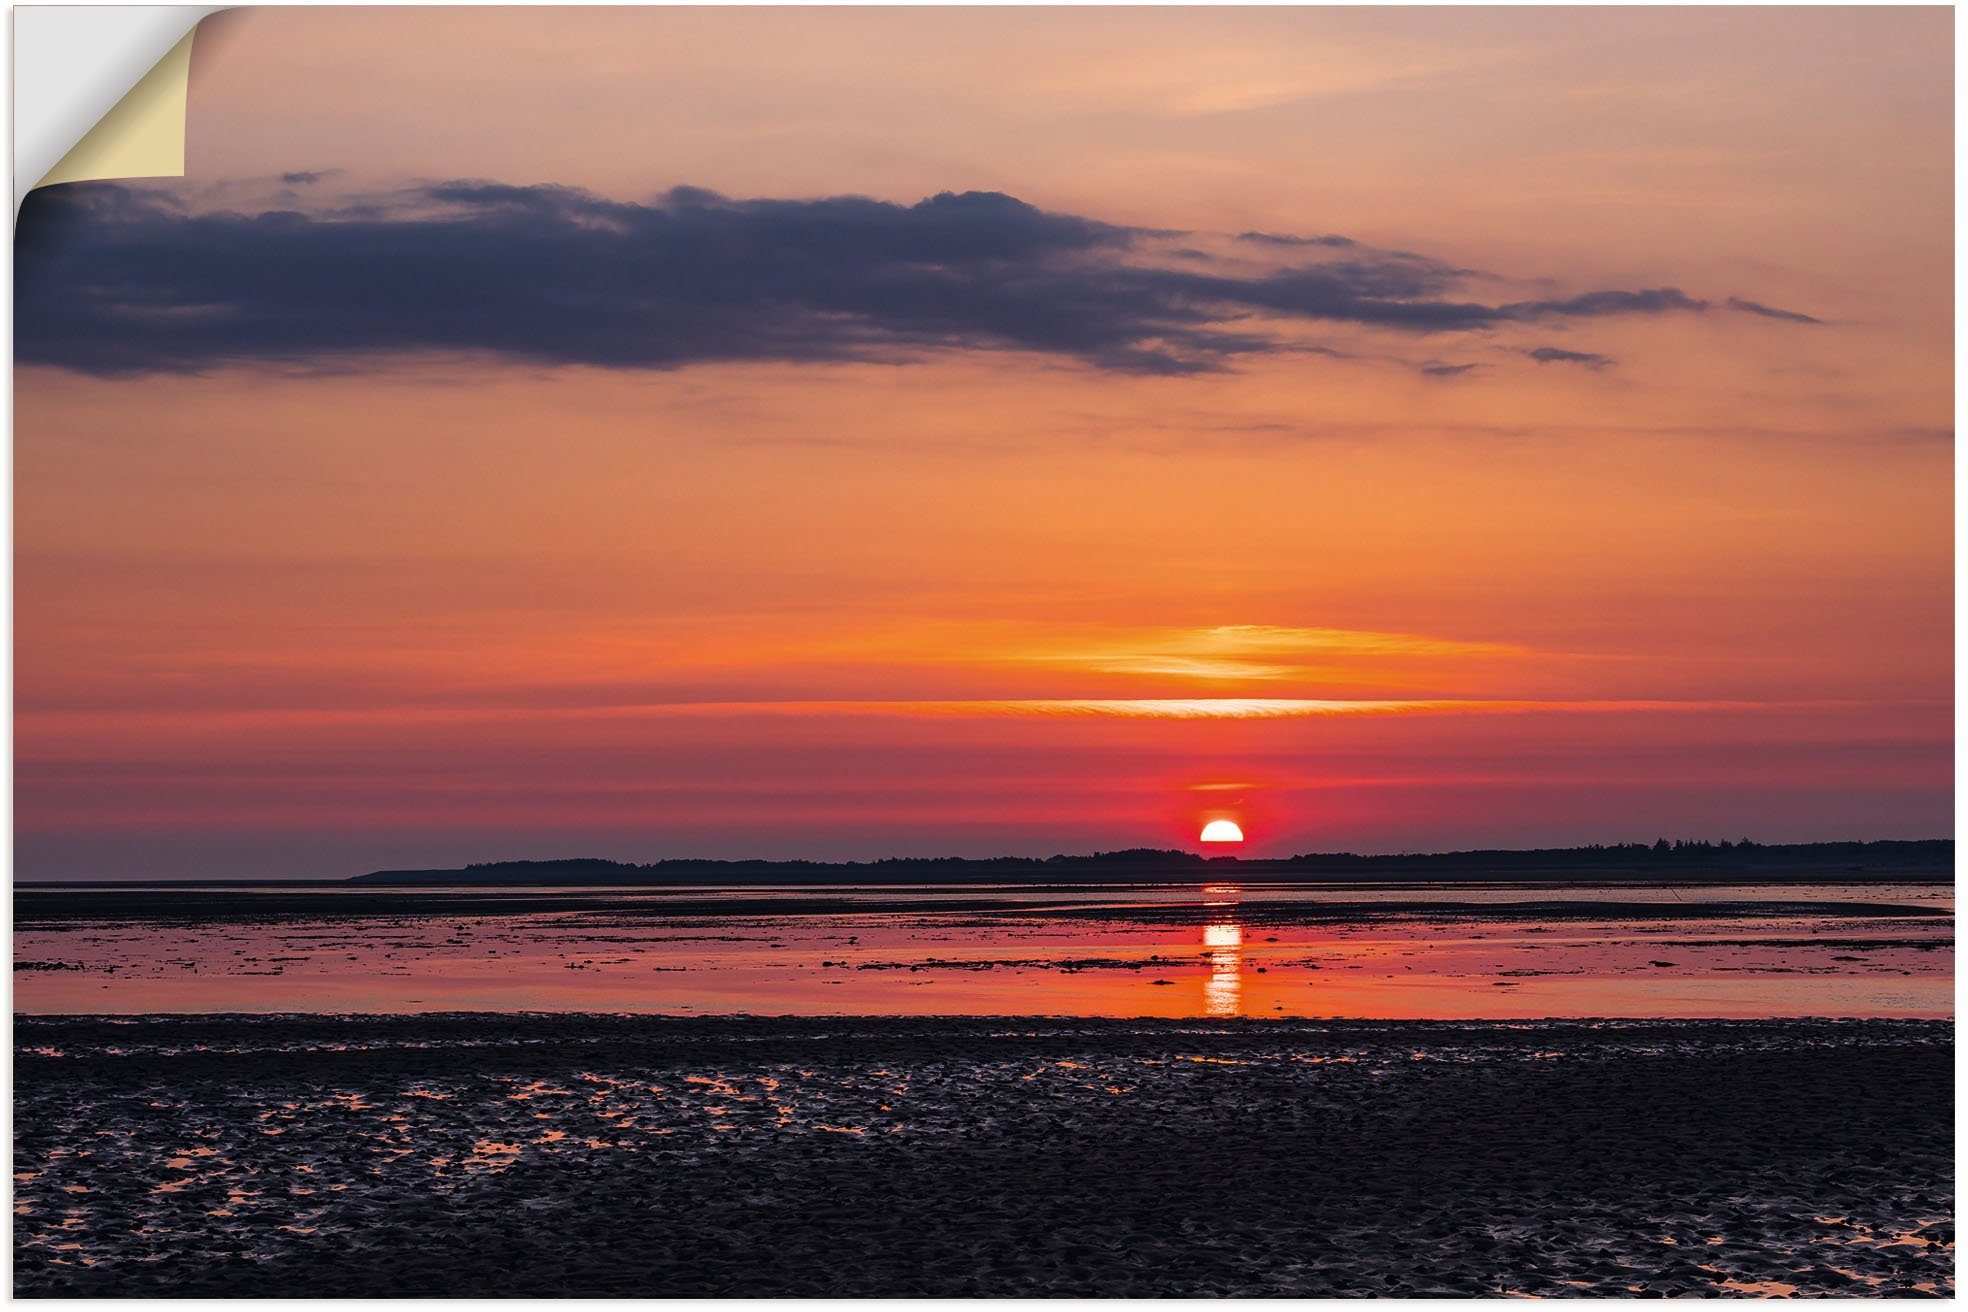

left=344, top=838, right=1953, bottom=887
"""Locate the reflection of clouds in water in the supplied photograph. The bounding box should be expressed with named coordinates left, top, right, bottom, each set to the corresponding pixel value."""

left=1204, top=910, right=1242, bottom=1018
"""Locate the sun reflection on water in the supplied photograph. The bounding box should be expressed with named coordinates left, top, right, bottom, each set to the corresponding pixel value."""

left=1202, top=888, right=1243, bottom=1017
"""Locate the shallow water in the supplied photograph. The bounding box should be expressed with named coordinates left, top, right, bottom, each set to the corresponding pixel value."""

left=15, top=880, right=1951, bottom=1018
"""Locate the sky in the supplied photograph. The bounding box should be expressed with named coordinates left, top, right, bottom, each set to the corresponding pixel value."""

left=14, top=6, right=1953, bottom=879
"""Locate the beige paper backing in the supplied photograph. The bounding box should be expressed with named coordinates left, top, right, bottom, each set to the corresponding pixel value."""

left=35, top=26, right=196, bottom=191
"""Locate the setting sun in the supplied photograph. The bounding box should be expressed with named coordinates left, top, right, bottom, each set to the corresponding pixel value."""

left=1199, top=819, right=1245, bottom=843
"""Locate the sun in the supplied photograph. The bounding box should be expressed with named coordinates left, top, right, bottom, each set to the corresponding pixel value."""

left=1199, top=819, right=1245, bottom=843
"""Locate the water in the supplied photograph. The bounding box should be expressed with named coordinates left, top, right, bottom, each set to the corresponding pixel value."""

left=14, top=880, right=1952, bottom=1019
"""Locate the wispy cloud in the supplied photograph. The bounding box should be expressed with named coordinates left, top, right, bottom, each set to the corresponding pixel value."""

left=1525, top=346, right=1615, bottom=369
left=788, top=697, right=1758, bottom=719
left=1237, top=230, right=1358, bottom=248
left=1015, top=623, right=1531, bottom=682
left=18, top=696, right=1859, bottom=734
left=17, top=181, right=1820, bottom=378
left=1727, top=297, right=1824, bottom=325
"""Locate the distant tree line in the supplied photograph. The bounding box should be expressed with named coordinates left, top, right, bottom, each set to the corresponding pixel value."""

left=349, top=838, right=1954, bottom=886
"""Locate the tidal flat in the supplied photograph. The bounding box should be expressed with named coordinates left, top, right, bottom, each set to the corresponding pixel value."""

left=13, top=1015, right=1953, bottom=1296
left=15, top=881, right=1953, bottom=1295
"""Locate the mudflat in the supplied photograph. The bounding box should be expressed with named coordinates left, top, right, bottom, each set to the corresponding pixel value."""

left=15, top=1015, right=1953, bottom=1296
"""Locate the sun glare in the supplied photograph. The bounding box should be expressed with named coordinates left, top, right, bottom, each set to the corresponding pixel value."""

left=1199, top=819, right=1245, bottom=843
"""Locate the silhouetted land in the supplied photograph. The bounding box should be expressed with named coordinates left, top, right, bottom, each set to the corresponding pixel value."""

left=345, top=838, right=1952, bottom=886
left=14, top=839, right=1950, bottom=931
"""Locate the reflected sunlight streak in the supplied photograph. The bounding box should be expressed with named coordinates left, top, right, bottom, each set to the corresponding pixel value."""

left=1203, top=904, right=1244, bottom=1018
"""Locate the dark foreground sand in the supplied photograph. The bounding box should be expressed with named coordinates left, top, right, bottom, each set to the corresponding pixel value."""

left=15, top=1016, right=1953, bottom=1296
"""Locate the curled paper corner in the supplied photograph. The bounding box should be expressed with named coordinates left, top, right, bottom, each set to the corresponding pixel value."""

left=16, top=6, right=225, bottom=209
left=35, top=27, right=195, bottom=191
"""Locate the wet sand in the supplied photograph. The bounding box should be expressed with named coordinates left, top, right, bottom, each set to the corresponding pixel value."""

left=14, top=1015, right=1953, bottom=1297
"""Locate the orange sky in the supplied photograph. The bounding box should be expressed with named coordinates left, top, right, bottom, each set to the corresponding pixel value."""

left=14, top=7, right=1952, bottom=877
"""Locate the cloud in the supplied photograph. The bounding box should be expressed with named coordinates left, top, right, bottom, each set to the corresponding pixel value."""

left=471, top=696, right=1804, bottom=720
left=1727, top=296, right=1823, bottom=325
left=1238, top=230, right=1358, bottom=248
left=1420, top=361, right=1480, bottom=377
left=1525, top=346, right=1615, bottom=369
left=1016, top=622, right=1530, bottom=681
left=22, top=696, right=1804, bottom=728
left=1510, top=288, right=1707, bottom=318
left=16, top=181, right=1817, bottom=377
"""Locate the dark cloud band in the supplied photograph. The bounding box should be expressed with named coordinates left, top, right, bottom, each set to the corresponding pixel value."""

left=16, top=182, right=1816, bottom=377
